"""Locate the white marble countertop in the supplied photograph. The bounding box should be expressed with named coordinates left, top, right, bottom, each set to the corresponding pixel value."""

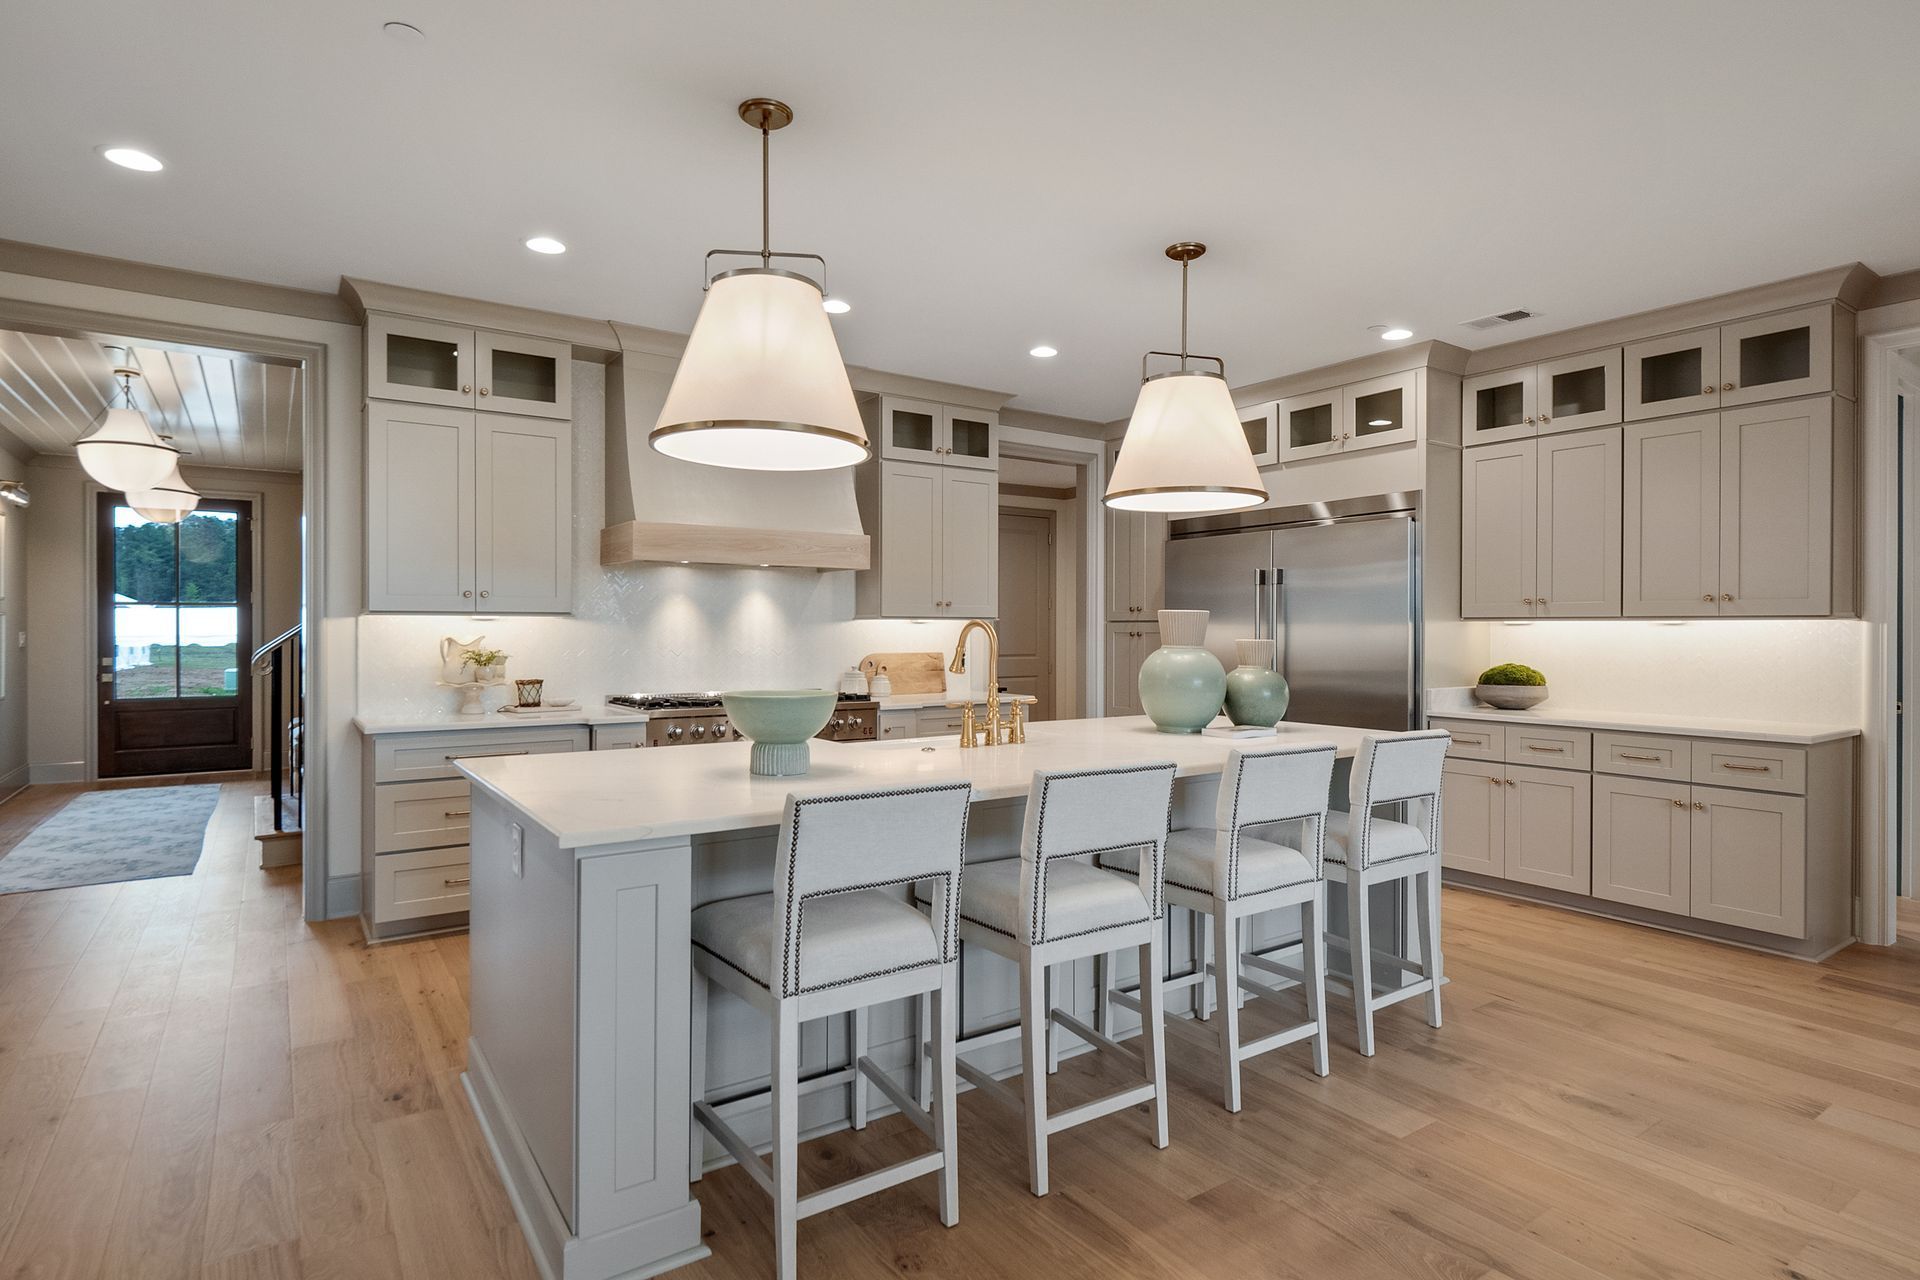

left=1425, top=687, right=1859, bottom=745
left=872, top=690, right=996, bottom=711
left=353, top=706, right=648, bottom=735
left=460, top=715, right=1369, bottom=849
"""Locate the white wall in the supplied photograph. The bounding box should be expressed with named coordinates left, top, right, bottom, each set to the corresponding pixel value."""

left=357, top=362, right=979, bottom=715
left=1472, top=619, right=1868, bottom=723
left=0, top=438, right=28, bottom=798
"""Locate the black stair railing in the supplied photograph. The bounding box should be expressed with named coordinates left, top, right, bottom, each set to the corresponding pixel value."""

left=251, top=623, right=303, bottom=834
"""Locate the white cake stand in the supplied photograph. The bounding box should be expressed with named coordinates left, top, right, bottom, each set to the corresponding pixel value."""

left=437, top=678, right=508, bottom=715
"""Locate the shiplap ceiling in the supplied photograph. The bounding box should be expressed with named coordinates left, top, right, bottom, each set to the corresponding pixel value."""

left=0, top=330, right=302, bottom=472
left=5, top=2, right=1920, bottom=420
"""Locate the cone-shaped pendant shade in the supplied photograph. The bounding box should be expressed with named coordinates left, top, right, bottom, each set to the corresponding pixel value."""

left=78, top=406, right=178, bottom=492
left=649, top=270, right=869, bottom=471
left=1106, top=372, right=1267, bottom=512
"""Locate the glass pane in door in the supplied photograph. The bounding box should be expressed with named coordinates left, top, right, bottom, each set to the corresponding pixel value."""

left=113, top=602, right=178, bottom=698
left=1241, top=412, right=1270, bottom=455
left=1353, top=387, right=1405, bottom=438
left=1473, top=381, right=1526, bottom=433
left=1738, top=326, right=1811, bottom=389
left=178, top=511, right=239, bottom=602
left=490, top=347, right=559, bottom=404
left=889, top=407, right=935, bottom=452
left=1550, top=365, right=1609, bottom=417
left=1288, top=403, right=1335, bottom=449
left=177, top=605, right=240, bottom=696
left=948, top=414, right=992, bottom=460
left=385, top=332, right=461, bottom=392
left=108, top=507, right=242, bottom=702
left=1640, top=347, right=1703, bottom=406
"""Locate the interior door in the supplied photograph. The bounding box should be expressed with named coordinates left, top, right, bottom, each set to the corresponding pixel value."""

left=996, top=508, right=1055, bottom=718
left=97, top=496, right=254, bottom=777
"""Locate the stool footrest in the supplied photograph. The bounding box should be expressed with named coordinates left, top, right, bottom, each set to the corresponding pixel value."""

left=952, top=1055, right=1024, bottom=1111
left=1046, top=1082, right=1157, bottom=1135
left=797, top=1151, right=946, bottom=1221
left=1049, top=1007, right=1141, bottom=1066
left=1237, top=1021, right=1320, bottom=1060
left=858, top=1055, right=932, bottom=1140
left=1109, top=987, right=1217, bottom=1049
left=693, top=1101, right=774, bottom=1198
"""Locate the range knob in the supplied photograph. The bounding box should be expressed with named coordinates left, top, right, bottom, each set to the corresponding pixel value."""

left=665, top=725, right=684, bottom=741
left=714, top=720, right=729, bottom=737
left=691, top=724, right=707, bottom=740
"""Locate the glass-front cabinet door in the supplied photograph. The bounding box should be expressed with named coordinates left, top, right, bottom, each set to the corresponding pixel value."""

left=877, top=396, right=943, bottom=464
left=1624, top=326, right=1722, bottom=421
left=367, top=314, right=476, bottom=409
left=1237, top=403, right=1278, bottom=467
left=476, top=330, right=572, bottom=419
left=1276, top=388, right=1344, bottom=462
left=1535, top=348, right=1622, bottom=435
left=1719, top=305, right=1832, bottom=408
left=1461, top=366, right=1538, bottom=445
left=1343, top=370, right=1419, bottom=453
left=942, top=408, right=998, bottom=469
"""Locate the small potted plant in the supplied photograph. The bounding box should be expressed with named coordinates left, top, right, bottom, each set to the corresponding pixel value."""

left=1474, top=662, right=1548, bottom=709
left=461, top=646, right=509, bottom=684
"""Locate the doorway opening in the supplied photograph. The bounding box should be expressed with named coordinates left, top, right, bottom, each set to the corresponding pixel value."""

left=998, top=447, right=1090, bottom=720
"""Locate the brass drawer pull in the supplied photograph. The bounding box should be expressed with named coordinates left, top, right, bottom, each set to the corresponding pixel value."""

left=445, top=749, right=529, bottom=761
left=443, top=876, right=471, bottom=887
left=443, top=809, right=471, bottom=818
left=1720, top=762, right=1771, bottom=773
left=1525, top=744, right=1566, bottom=753
left=1618, top=751, right=1662, bottom=762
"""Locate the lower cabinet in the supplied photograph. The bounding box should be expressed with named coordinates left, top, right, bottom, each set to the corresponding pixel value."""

left=1436, top=757, right=1590, bottom=892
left=1690, top=785, right=1807, bottom=937
left=878, top=708, right=917, bottom=740
left=1592, top=775, right=1693, bottom=913
left=1104, top=622, right=1158, bottom=716
left=1439, top=758, right=1505, bottom=877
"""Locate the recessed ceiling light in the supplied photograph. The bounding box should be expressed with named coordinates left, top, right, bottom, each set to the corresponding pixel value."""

left=524, top=236, right=566, bottom=255
left=1379, top=327, right=1413, bottom=341
left=99, top=146, right=163, bottom=172
left=1029, top=345, right=1058, bottom=359
left=383, top=20, right=425, bottom=41
left=1368, top=418, right=1392, bottom=427
left=821, top=296, right=851, bottom=315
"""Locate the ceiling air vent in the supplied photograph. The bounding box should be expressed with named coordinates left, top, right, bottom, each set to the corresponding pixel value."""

left=1461, top=308, right=1539, bottom=331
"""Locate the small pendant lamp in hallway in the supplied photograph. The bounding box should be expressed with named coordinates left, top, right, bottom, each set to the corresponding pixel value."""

left=649, top=98, right=870, bottom=472
left=77, top=363, right=181, bottom=493
left=1105, top=243, right=1266, bottom=513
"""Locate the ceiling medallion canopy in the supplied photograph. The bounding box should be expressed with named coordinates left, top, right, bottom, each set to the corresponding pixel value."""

left=1105, top=242, right=1267, bottom=514
left=648, top=98, right=870, bottom=472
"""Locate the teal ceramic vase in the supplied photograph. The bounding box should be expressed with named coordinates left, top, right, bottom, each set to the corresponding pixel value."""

left=1138, top=609, right=1226, bottom=734
left=1224, top=638, right=1290, bottom=727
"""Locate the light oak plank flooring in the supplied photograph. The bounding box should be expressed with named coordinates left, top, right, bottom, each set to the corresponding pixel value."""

left=2, top=780, right=1919, bottom=1278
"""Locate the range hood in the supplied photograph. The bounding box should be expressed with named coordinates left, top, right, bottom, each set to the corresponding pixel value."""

left=600, top=322, right=871, bottom=570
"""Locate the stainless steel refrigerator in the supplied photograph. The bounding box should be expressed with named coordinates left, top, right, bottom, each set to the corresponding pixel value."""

left=1165, top=500, right=1421, bottom=731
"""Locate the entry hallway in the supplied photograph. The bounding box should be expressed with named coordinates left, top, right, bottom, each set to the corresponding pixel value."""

left=0, top=781, right=1917, bottom=1279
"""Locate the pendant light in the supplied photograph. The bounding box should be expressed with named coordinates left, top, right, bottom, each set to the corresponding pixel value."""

left=1105, top=243, right=1266, bottom=513
left=77, top=363, right=180, bottom=492
left=126, top=457, right=200, bottom=524
left=649, top=98, right=869, bottom=472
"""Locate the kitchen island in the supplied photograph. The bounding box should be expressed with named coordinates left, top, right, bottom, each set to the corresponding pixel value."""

left=458, top=716, right=1375, bottom=1280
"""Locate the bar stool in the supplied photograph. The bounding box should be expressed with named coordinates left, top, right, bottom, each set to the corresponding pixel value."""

left=1099, top=742, right=1337, bottom=1111
left=920, top=761, right=1178, bottom=1198
left=689, top=780, right=972, bottom=1280
left=1323, top=729, right=1449, bottom=1056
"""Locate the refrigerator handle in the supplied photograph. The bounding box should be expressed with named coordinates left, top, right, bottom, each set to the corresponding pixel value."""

left=1259, top=567, right=1284, bottom=673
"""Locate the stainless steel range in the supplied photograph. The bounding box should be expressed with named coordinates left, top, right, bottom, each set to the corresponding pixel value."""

left=604, top=692, right=877, bottom=747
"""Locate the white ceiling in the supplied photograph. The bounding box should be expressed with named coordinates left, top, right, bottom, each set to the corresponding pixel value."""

left=4, top=1, right=1920, bottom=422
left=0, top=330, right=303, bottom=471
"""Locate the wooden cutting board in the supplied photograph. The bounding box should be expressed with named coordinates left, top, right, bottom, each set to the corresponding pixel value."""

left=858, top=652, right=946, bottom=695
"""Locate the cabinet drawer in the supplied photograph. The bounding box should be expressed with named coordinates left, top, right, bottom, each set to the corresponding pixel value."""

left=1430, top=718, right=1504, bottom=762
left=373, top=778, right=471, bottom=853
left=1593, top=731, right=1692, bottom=782
left=371, top=846, right=471, bottom=923
left=916, top=708, right=972, bottom=737
left=1690, top=741, right=1805, bottom=795
left=591, top=723, right=649, bottom=750
left=372, top=726, right=589, bottom=783
left=1504, top=726, right=1592, bottom=771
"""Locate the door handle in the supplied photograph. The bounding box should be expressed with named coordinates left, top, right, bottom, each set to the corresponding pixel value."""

left=1524, top=744, right=1565, bottom=753
left=443, top=876, right=471, bottom=887
left=1618, top=752, right=1662, bottom=762
left=443, top=809, right=471, bottom=818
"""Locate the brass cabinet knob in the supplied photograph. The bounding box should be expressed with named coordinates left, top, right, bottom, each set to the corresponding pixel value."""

left=1506, top=778, right=1517, bottom=787
left=1722, top=382, right=1735, bottom=392
left=1489, top=777, right=1501, bottom=786
left=1672, top=799, right=1686, bottom=808
left=1721, top=593, right=1733, bottom=602
left=1524, top=416, right=1535, bottom=425
left=1702, top=594, right=1715, bottom=602
left=480, top=387, right=490, bottom=396
left=1522, top=597, right=1535, bottom=605
left=1703, top=385, right=1714, bottom=395
left=1538, top=598, right=1549, bottom=605
left=1540, top=414, right=1552, bottom=424
left=1693, top=801, right=1706, bottom=811
left=462, top=384, right=472, bottom=393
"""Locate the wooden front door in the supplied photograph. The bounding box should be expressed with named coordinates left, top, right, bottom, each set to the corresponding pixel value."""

left=997, top=507, right=1054, bottom=719
left=97, top=495, right=254, bottom=777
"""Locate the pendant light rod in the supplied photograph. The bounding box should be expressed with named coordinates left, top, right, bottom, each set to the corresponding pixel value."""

left=1166, top=241, right=1205, bottom=371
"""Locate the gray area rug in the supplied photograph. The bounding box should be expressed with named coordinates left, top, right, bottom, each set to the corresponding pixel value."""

left=0, top=785, right=221, bottom=894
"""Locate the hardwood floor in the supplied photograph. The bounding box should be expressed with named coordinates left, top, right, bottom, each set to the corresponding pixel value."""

left=3, top=780, right=1920, bottom=1279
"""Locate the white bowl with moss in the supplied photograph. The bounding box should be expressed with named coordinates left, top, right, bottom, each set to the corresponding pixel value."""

left=1473, top=663, right=1548, bottom=709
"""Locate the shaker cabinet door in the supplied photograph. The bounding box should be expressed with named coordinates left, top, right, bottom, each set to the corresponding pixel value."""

left=476, top=330, right=572, bottom=419
left=1536, top=348, right=1622, bottom=435
left=1718, top=305, right=1831, bottom=408
left=1623, top=414, right=1720, bottom=616
left=367, top=315, right=477, bottom=410
left=1718, top=399, right=1831, bottom=617
left=1439, top=759, right=1505, bottom=877
left=1535, top=427, right=1622, bottom=617
left=1592, top=775, right=1691, bottom=914
left=1502, top=764, right=1592, bottom=895
left=1624, top=326, right=1721, bottom=421
left=940, top=467, right=999, bottom=617
left=367, top=402, right=475, bottom=611
left=475, top=414, right=573, bottom=613
left=1461, top=440, right=1537, bottom=617
left=878, top=461, right=942, bottom=618
left=1689, top=786, right=1806, bottom=938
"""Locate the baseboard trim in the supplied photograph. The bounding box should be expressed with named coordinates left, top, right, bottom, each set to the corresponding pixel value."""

left=28, top=762, right=85, bottom=785
left=0, top=764, right=27, bottom=805
left=325, top=873, right=361, bottom=919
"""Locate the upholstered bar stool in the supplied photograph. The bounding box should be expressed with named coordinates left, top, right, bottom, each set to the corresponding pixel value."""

left=689, top=780, right=972, bottom=1280
left=1322, top=729, right=1449, bottom=1056
left=1099, top=742, right=1337, bottom=1111
left=921, top=761, right=1178, bottom=1198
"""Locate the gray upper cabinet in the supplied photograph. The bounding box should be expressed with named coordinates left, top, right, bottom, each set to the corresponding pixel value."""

left=1461, top=366, right=1539, bottom=446
left=1275, top=387, right=1344, bottom=462
left=1624, top=327, right=1722, bottom=421
left=1104, top=440, right=1166, bottom=622
left=875, top=395, right=998, bottom=470
left=1461, top=427, right=1622, bottom=619
left=1343, top=370, right=1419, bottom=452
left=1461, top=348, right=1620, bottom=444
left=1237, top=402, right=1279, bottom=467
left=368, top=402, right=573, bottom=613
left=1460, top=439, right=1537, bottom=617
left=367, top=313, right=572, bottom=420
left=1624, top=304, right=1840, bottom=422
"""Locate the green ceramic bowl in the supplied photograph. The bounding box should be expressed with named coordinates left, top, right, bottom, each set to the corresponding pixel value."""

left=720, top=690, right=838, bottom=745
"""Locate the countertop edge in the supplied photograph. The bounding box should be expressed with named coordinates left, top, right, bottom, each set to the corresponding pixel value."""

left=1424, top=704, right=1860, bottom=745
